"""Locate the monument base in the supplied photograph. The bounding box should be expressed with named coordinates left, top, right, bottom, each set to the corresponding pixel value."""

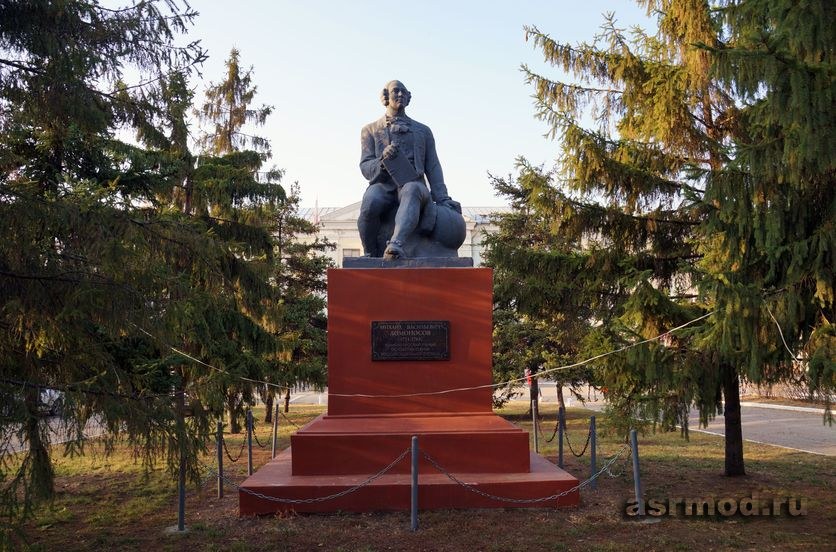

left=238, top=267, right=580, bottom=515
left=342, top=256, right=474, bottom=268
left=239, top=448, right=579, bottom=514
left=239, top=411, right=580, bottom=514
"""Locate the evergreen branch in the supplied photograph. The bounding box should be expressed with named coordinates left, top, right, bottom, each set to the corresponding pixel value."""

left=0, top=269, right=123, bottom=286
left=113, top=60, right=205, bottom=93
left=653, top=253, right=704, bottom=262
left=0, top=58, right=39, bottom=74
left=234, top=131, right=270, bottom=140
left=127, top=217, right=193, bottom=249
left=563, top=195, right=700, bottom=226
left=540, top=105, right=713, bottom=185
left=521, top=68, right=624, bottom=95
left=0, top=377, right=181, bottom=402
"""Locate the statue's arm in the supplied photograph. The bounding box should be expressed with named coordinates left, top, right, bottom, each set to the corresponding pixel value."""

left=360, top=125, right=384, bottom=183
left=424, top=127, right=453, bottom=204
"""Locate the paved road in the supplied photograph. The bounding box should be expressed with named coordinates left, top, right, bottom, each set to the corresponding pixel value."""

left=532, top=382, right=835, bottom=456
left=687, top=403, right=834, bottom=456
left=289, top=389, right=327, bottom=406
left=287, top=383, right=835, bottom=456
left=5, top=416, right=105, bottom=454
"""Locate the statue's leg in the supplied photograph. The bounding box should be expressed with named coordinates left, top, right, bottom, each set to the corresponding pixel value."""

left=385, top=181, right=430, bottom=258
left=358, top=183, right=397, bottom=257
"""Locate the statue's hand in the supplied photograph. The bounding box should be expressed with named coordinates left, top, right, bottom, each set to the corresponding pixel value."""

left=382, top=143, right=399, bottom=161
left=439, top=198, right=462, bottom=214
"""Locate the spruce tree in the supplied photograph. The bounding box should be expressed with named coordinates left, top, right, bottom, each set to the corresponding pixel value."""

left=134, top=67, right=286, bottom=438
left=193, top=48, right=330, bottom=432
left=504, top=0, right=833, bottom=476
left=197, top=47, right=273, bottom=158
left=484, top=163, right=594, bottom=408
left=703, top=0, right=835, bottom=471
left=0, top=0, right=207, bottom=533
left=263, top=182, right=332, bottom=419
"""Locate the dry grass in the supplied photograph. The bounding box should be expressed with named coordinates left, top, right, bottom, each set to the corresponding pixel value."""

left=14, top=403, right=836, bottom=552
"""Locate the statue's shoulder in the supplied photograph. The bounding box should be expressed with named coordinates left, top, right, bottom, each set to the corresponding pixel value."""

left=409, top=118, right=431, bottom=133
left=362, top=116, right=387, bottom=134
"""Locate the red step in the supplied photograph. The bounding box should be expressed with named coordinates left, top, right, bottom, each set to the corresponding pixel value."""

left=290, top=413, right=531, bottom=475
left=239, top=448, right=579, bottom=514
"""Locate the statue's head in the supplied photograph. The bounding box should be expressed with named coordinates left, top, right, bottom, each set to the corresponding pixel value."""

left=380, top=80, right=411, bottom=108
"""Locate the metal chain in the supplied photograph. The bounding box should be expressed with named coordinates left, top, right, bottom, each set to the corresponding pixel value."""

left=222, top=435, right=246, bottom=463
left=421, top=444, right=629, bottom=504
left=280, top=410, right=301, bottom=429
left=536, top=415, right=560, bottom=443
left=604, top=446, right=631, bottom=478
left=252, top=430, right=268, bottom=449
left=565, top=425, right=592, bottom=457
left=206, top=448, right=411, bottom=504
left=198, top=468, right=217, bottom=488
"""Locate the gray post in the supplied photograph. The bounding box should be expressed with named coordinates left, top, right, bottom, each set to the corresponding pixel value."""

left=246, top=409, right=253, bottom=476
left=558, top=406, right=565, bottom=468
left=590, top=415, right=597, bottom=489
left=177, top=445, right=186, bottom=531
left=216, top=420, right=224, bottom=499
left=630, top=429, right=645, bottom=515
left=531, top=399, right=539, bottom=454
left=411, top=436, right=419, bottom=531
left=271, top=402, right=279, bottom=459
left=174, top=387, right=187, bottom=533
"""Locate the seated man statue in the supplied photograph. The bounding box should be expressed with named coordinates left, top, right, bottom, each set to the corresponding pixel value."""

left=358, top=80, right=466, bottom=259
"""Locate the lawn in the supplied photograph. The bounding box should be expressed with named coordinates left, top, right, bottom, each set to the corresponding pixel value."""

left=13, top=403, right=835, bottom=551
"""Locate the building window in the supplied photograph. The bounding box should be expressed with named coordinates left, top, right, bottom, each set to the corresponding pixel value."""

left=343, top=248, right=361, bottom=257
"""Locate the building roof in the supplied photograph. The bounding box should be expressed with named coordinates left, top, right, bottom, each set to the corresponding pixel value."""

left=298, top=202, right=511, bottom=224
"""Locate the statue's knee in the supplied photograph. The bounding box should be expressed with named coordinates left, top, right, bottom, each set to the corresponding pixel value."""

left=360, top=192, right=390, bottom=219
left=400, top=181, right=429, bottom=202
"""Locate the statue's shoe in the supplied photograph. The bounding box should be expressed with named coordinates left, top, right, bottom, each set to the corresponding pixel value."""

left=383, top=239, right=405, bottom=260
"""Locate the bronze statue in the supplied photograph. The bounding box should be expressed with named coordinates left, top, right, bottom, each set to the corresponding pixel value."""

left=358, top=80, right=465, bottom=259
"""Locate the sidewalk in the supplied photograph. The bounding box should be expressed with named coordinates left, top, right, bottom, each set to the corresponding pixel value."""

left=525, top=383, right=834, bottom=456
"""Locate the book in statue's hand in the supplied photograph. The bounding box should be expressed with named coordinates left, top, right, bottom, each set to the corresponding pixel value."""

left=382, top=153, right=420, bottom=187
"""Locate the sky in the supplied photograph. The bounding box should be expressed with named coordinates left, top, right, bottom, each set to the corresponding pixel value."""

left=187, top=1, right=653, bottom=208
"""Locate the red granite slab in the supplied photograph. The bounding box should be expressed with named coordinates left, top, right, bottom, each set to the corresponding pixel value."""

left=240, top=447, right=579, bottom=514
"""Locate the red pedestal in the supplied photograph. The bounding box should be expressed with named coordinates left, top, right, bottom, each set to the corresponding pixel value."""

left=239, top=268, right=579, bottom=514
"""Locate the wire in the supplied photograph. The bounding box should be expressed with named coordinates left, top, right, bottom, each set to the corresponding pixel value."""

left=0, top=377, right=181, bottom=402
left=133, top=311, right=714, bottom=402
left=765, top=304, right=803, bottom=362
left=133, top=324, right=289, bottom=391
left=329, top=311, right=715, bottom=399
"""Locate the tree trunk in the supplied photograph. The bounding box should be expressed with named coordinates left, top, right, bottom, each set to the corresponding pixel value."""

left=226, top=393, right=241, bottom=434
left=284, top=387, right=291, bottom=413
left=264, top=392, right=273, bottom=424
left=556, top=385, right=566, bottom=410
left=722, top=367, right=746, bottom=476
left=24, top=387, right=53, bottom=500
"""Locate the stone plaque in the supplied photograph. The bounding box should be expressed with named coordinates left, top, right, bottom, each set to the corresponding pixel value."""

left=371, top=321, right=450, bottom=361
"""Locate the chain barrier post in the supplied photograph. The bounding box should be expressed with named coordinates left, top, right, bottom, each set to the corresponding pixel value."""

left=630, top=429, right=645, bottom=515
left=216, top=419, right=224, bottom=499
left=531, top=399, right=539, bottom=454
left=411, top=435, right=419, bottom=532
left=271, top=402, right=279, bottom=459
left=558, top=406, right=565, bottom=468
left=246, top=409, right=253, bottom=476
left=174, top=388, right=187, bottom=533
left=177, top=447, right=186, bottom=531
left=590, top=415, right=597, bottom=489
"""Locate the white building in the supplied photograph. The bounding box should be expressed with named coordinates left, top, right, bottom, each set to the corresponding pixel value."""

left=298, top=202, right=510, bottom=267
